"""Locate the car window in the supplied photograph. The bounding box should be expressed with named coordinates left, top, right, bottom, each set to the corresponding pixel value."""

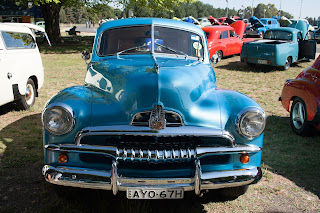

left=230, top=30, right=236, bottom=37
left=261, top=20, right=267, bottom=25
left=154, top=26, right=204, bottom=58
left=1, top=31, right=36, bottom=49
left=267, top=21, right=271, bottom=25
left=98, top=25, right=152, bottom=56
left=264, top=30, right=292, bottom=41
left=220, top=31, right=228, bottom=39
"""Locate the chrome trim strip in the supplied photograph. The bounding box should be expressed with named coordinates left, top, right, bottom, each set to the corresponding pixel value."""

left=45, top=144, right=261, bottom=160
left=194, top=159, right=201, bottom=195
left=42, top=165, right=261, bottom=194
left=112, top=161, right=118, bottom=195
left=74, top=125, right=234, bottom=145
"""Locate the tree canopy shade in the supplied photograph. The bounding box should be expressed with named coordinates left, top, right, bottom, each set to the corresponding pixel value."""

left=12, top=0, right=195, bottom=44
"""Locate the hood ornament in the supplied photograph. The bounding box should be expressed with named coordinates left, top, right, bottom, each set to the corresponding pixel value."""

left=149, top=105, right=166, bottom=130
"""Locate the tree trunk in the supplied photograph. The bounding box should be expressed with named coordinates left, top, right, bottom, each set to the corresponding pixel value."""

left=41, top=2, right=63, bottom=44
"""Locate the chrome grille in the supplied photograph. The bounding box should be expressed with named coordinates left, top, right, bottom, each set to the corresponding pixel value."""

left=131, top=110, right=183, bottom=127
left=116, top=148, right=196, bottom=161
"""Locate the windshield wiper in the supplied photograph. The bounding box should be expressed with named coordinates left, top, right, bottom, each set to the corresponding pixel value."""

left=154, top=42, right=188, bottom=58
left=115, top=44, right=148, bottom=58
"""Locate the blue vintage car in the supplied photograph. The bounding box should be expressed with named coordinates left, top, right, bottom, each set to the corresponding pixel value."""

left=241, top=20, right=316, bottom=70
left=41, top=18, right=266, bottom=199
left=245, top=16, right=280, bottom=38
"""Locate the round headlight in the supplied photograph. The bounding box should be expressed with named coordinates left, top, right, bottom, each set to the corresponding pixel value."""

left=42, top=105, right=74, bottom=135
left=237, top=108, right=266, bottom=139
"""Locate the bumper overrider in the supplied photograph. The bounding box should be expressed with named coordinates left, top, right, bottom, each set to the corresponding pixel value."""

left=42, top=126, right=262, bottom=195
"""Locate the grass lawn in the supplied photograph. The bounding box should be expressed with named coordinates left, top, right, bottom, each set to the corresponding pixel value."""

left=0, top=36, right=319, bottom=212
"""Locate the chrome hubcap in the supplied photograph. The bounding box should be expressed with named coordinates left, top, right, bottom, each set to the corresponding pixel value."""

left=25, top=84, right=34, bottom=105
left=292, top=102, right=305, bottom=129
left=214, top=51, right=222, bottom=63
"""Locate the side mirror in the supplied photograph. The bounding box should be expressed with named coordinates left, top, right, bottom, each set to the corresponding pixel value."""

left=81, top=50, right=90, bottom=62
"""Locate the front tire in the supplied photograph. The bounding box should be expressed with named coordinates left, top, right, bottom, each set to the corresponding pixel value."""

left=259, top=31, right=264, bottom=38
left=212, top=50, right=222, bottom=64
left=290, top=97, right=312, bottom=136
left=283, top=57, right=291, bottom=70
left=16, top=78, right=36, bottom=110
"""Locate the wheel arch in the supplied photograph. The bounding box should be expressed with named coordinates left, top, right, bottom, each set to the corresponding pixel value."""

left=29, top=75, right=39, bottom=97
left=282, top=81, right=319, bottom=121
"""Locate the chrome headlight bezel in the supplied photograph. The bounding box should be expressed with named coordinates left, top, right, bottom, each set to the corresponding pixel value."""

left=42, top=103, right=75, bottom=136
left=236, top=107, right=266, bottom=140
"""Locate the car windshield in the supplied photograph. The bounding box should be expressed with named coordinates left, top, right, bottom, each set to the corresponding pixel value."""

left=264, top=30, right=292, bottom=41
left=154, top=26, right=203, bottom=58
left=261, top=20, right=267, bottom=24
left=98, top=25, right=151, bottom=56
left=98, top=25, right=203, bottom=58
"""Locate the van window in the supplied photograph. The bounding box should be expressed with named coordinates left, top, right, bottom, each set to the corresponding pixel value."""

left=1, top=31, right=36, bottom=49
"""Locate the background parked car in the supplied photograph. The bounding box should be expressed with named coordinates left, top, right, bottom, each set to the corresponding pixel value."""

left=241, top=20, right=316, bottom=70
left=202, top=20, right=254, bottom=63
left=0, top=23, right=45, bottom=110
left=279, top=55, right=320, bottom=135
left=197, top=17, right=211, bottom=28
left=245, top=16, right=280, bottom=38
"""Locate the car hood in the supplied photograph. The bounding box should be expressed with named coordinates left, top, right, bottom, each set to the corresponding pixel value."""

left=208, top=16, right=222, bottom=25
left=288, top=20, right=308, bottom=39
left=230, top=20, right=246, bottom=38
left=86, top=56, right=220, bottom=128
left=249, top=16, right=265, bottom=28
left=279, top=16, right=292, bottom=27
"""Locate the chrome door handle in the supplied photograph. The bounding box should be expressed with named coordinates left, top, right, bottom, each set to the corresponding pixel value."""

left=7, top=72, right=12, bottom=79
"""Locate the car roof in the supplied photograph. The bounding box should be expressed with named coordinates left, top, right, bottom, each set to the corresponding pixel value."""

left=98, top=18, right=205, bottom=36
left=0, top=23, right=33, bottom=34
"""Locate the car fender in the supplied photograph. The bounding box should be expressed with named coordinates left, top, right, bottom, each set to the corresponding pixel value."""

left=215, top=89, right=264, bottom=145
left=281, top=79, right=319, bottom=121
left=208, top=43, right=226, bottom=58
left=43, top=86, right=93, bottom=145
left=275, top=43, right=297, bottom=66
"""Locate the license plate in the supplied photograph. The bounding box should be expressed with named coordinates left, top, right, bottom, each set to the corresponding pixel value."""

left=127, top=188, right=184, bottom=199
left=258, top=59, right=268, bottom=64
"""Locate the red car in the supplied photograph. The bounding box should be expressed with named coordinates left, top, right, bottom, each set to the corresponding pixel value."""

left=280, top=55, right=320, bottom=135
left=202, top=21, right=253, bottom=63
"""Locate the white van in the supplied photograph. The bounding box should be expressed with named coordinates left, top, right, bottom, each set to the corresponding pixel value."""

left=0, top=23, right=46, bottom=110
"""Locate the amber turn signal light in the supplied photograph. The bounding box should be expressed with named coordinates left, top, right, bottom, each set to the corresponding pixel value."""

left=240, top=154, right=250, bottom=164
left=58, top=153, right=68, bottom=164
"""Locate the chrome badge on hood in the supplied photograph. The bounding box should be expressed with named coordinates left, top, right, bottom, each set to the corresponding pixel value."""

left=149, top=105, right=166, bottom=130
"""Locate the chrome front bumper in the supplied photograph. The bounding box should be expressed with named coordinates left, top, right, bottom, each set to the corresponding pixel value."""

left=42, top=163, right=262, bottom=195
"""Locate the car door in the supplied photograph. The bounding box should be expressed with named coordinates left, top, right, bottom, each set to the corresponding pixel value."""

left=219, top=30, right=230, bottom=56
left=229, top=30, right=241, bottom=54
left=298, top=31, right=316, bottom=60
left=0, top=31, right=14, bottom=106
